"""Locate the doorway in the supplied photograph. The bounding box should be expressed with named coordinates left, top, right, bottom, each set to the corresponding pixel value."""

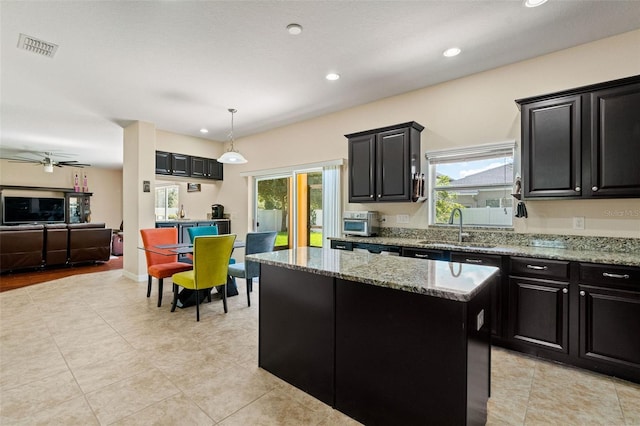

left=255, top=170, right=323, bottom=249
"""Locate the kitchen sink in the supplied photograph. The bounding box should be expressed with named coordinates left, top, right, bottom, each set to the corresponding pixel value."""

left=418, top=241, right=497, bottom=249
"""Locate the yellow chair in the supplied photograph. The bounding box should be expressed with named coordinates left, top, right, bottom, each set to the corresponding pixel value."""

left=171, top=234, right=236, bottom=321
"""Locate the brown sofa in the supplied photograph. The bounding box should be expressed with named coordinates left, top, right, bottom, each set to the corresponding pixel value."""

left=0, top=222, right=112, bottom=273
left=67, top=223, right=112, bottom=265
left=0, top=224, right=45, bottom=273
left=44, top=223, right=69, bottom=266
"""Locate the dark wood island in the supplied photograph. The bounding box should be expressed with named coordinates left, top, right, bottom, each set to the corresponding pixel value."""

left=248, top=247, right=499, bottom=425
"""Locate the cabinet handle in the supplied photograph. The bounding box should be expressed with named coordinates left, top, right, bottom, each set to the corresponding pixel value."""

left=370, top=195, right=374, bottom=198
left=466, top=259, right=483, bottom=264
left=603, top=272, right=630, bottom=279
left=592, top=186, right=598, bottom=191
left=335, top=245, right=346, bottom=249
left=575, top=186, right=581, bottom=192
left=415, top=253, right=430, bottom=258
left=580, top=291, right=586, bottom=296
left=562, top=288, right=568, bottom=294
left=378, top=194, right=381, bottom=198
left=526, top=264, right=548, bottom=270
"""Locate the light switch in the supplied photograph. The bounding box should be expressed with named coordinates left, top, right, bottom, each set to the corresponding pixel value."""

left=396, top=214, right=410, bottom=224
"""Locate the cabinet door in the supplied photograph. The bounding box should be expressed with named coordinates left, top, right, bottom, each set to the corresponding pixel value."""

left=213, top=220, right=230, bottom=234
left=588, top=82, right=640, bottom=197
left=155, top=151, right=172, bottom=175
left=208, top=159, right=223, bottom=180
left=521, top=95, right=582, bottom=198
left=508, top=276, right=569, bottom=353
left=376, top=127, right=411, bottom=201
left=171, top=154, right=190, bottom=176
left=579, top=284, right=640, bottom=370
left=190, top=156, right=207, bottom=178
left=348, top=134, right=376, bottom=202
left=452, top=252, right=503, bottom=338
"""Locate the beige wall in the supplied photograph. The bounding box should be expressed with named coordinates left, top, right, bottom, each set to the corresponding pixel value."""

left=0, top=160, right=122, bottom=230
left=219, top=29, right=640, bottom=239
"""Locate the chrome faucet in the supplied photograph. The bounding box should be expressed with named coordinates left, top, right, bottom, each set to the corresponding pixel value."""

left=449, top=208, right=464, bottom=243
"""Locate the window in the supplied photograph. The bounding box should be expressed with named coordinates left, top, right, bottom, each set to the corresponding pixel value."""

left=426, top=141, right=515, bottom=227
left=155, top=185, right=179, bottom=220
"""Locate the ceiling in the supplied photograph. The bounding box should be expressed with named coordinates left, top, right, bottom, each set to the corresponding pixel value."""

left=2, top=1, right=639, bottom=169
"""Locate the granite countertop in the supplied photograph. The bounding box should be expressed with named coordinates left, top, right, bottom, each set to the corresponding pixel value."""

left=329, top=236, right=640, bottom=267
left=248, top=247, right=499, bottom=302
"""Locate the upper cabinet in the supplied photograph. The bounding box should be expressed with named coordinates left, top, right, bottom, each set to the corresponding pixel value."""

left=190, top=156, right=223, bottom=180
left=346, top=121, right=424, bottom=203
left=517, top=75, right=640, bottom=199
left=155, top=151, right=223, bottom=181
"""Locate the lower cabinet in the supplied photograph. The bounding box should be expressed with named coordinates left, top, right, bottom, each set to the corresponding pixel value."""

left=508, top=257, right=570, bottom=354
left=578, top=263, right=640, bottom=373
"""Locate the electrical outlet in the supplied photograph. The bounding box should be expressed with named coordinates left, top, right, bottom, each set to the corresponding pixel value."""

left=396, top=214, right=410, bottom=224
left=573, top=216, right=585, bottom=230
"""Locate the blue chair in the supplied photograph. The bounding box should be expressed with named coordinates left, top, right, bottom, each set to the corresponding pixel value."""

left=228, top=231, right=277, bottom=307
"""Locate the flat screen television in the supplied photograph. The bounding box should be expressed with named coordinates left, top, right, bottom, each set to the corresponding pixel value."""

left=2, top=196, right=66, bottom=224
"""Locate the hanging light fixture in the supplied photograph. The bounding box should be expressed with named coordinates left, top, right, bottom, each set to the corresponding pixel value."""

left=218, top=108, right=248, bottom=164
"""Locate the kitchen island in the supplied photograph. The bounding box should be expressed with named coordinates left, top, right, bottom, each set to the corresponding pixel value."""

left=248, top=247, right=499, bottom=425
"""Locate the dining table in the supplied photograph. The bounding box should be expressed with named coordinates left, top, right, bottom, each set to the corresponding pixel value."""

left=140, top=240, right=245, bottom=297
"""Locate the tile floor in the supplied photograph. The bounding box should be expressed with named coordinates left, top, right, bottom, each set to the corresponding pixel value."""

left=1, top=270, right=638, bottom=425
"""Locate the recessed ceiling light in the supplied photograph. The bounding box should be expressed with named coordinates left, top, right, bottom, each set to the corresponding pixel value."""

left=200, top=128, right=208, bottom=134
left=286, top=23, right=303, bottom=35
left=443, top=47, right=461, bottom=58
left=524, top=0, right=548, bottom=7
left=326, top=73, right=340, bottom=81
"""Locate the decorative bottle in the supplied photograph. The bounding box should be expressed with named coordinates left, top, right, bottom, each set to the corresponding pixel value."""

left=74, top=173, right=80, bottom=192
left=179, top=205, right=185, bottom=219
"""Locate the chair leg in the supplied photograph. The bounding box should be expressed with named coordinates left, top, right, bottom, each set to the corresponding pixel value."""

left=147, top=276, right=152, bottom=297
left=222, top=284, right=228, bottom=313
left=247, top=278, right=252, bottom=307
left=157, top=278, right=164, bottom=307
left=171, top=284, right=179, bottom=312
left=195, top=289, right=201, bottom=322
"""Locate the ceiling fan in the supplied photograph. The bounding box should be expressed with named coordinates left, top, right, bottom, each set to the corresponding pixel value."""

left=2, top=151, right=91, bottom=173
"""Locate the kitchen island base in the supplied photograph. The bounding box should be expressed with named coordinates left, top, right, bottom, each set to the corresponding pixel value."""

left=258, top=262, right=494, bottom=425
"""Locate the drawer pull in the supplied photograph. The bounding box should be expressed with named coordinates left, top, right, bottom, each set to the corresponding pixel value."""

left=335, top=245, right=346, bottom=249
left=562, top=288, right=568, bottom=294
left=580, top=291, right=586, bottom=296
left=602, top=272, right=630, bottom=279
left=466, top=259, right=483, bottom=264
left=526, top=264, right=548, bottom=271
left=415, top=254, right=430, bottom=258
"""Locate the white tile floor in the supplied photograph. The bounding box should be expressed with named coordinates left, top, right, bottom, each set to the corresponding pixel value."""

left=1, top=270, right=638, bottom=425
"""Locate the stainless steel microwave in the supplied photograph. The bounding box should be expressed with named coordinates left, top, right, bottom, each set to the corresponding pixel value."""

left=342, top=211, right=379, bottom=236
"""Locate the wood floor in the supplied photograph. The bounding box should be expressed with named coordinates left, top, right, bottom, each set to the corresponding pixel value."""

left=0, top=256, right=124, bottom=292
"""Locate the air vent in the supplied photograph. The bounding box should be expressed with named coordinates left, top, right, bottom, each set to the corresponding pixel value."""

left=17, top=33, right=58, bottom=58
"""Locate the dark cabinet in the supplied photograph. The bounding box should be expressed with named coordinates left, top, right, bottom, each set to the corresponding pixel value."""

left=578, top=263, right=640, bottom=372
left=401, top=246, right=447, bottom=261
left=508, top=257, right=569, bottom=353
left=517, top=75, right=640, bottom=199
left=156, top=151, right=223, bottom=180
left=588, top=83, right=640, bottom=197
left=191, top=156, right=223, bottom=180
left=346, top=121, right=424, bottom=203
left=451, top=251, right=504, bottom=338
left=155, top=151, right=172, bottom=175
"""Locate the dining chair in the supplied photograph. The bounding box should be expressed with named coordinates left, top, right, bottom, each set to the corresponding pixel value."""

left=187, top=225, right=238, bottom=293
left=171, top=234, right=236, bottom=321
left=227, top=231, right=277, bottom=307
left=140, top=228, right=193, bottom=307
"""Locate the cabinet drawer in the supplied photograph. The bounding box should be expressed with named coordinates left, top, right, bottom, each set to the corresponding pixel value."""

left=451, top=252, right=502, bottom=267
left=331, top=240, right=353, bottom=251
left=579, top=263, right=640, bottom=287
left=401, top=247, right=447, bottom=261
left=510, top=257, right=569, bottom=280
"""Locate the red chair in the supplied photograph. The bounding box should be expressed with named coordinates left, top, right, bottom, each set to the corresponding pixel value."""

left=140, top=228, right=193, bottom=307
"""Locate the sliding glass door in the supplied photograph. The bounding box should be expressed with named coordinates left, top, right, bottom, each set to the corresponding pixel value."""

left=255, top=170, right=323, bottom=249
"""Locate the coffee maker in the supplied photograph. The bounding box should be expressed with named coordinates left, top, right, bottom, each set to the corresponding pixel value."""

left=211, top=204, right=224, bottom=219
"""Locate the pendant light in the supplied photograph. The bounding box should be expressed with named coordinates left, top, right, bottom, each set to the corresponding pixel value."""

left=218, top=108, right=248, bottom=164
